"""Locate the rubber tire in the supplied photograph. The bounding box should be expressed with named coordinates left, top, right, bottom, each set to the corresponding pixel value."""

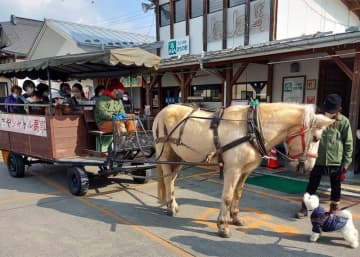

left=67, top=167, right=89, bottom=196
left=7, top=152, right=25, bottom=178
left=132, top=169, right=148, bottom=184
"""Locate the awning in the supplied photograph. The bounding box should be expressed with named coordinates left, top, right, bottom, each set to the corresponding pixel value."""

left=0, top=47, right=161, bottom=80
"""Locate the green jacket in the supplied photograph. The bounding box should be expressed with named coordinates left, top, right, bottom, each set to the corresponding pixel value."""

left=94, top=95, right=125, bottom=125
left=316, top=113, right=353, bottom=168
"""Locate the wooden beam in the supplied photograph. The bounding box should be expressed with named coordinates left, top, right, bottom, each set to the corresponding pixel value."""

left=267, top=64, right=274, bottom=102
left=170, top=0, right=175, bottom=39
left=231, top=63, right=248, bottom=85
left=186, top=0, right=190, bottom=35
left=184, top=69, right=197, bottom=86
left=349, top=50, right=360, bottom=171
left=172, top=73, right=182, bottom=85
left=244, top=0, right=250, bottom=46
left=328, top=51, right=353, bottom=80
left=269, top=0, right=278, bottom=41
left=203, top=0, right=208, bottom=52
left=155, top=0, right=161, bottom=56
left=223, top=0, right=228, bottom=49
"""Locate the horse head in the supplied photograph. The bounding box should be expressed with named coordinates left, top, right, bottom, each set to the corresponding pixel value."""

left=286, top=110, right=334, bottom=173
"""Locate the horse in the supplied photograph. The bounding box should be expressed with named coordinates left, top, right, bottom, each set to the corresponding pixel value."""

left=152, top=103, right=334, bottom=238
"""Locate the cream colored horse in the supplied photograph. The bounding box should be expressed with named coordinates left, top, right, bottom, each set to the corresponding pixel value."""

left=152, top=103, right=334, bottom=238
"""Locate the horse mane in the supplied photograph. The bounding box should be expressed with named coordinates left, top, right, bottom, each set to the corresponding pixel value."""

left=303, top=104, right=316, bottom=128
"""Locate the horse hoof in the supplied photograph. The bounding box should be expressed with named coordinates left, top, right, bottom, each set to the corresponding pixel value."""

left=166, top=209, right=176, bottom=217
left=232, top=218, right=245, bottom=226
left=218, top=228, right=231, bottom=238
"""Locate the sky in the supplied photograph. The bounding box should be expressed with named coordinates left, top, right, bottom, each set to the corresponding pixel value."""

left=0, top=0, right=156, bottom=37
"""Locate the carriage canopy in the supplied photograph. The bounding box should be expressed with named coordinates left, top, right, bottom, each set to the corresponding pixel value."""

left=0, top=47, right=161, bottom=80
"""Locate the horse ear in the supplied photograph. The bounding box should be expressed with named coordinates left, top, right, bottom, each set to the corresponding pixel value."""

left=314, top=114, right=335, bottom=128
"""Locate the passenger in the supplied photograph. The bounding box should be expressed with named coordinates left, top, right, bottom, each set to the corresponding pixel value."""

left=90, top=85, right=105, bottom=101
left=36, top=83, right=50, bottom=103
left=16, top=80, right=35, bottom=113
left=28, top=90, right=45, bottom=115
left=51, top=91, right=65, bottom=116
left=94, top=80, right=125, bottom=133
left=122, top=91, right=132, bottom=113
left=5, top=85, right=22, bottom=113
left=69, top=83, right=87, bottom=114
left=59, top=82, right=71, bottom=98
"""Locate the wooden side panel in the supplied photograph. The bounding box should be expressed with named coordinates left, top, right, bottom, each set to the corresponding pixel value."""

left=51, top=115, right=87, bottom=159
left=0, top=131, right=10, bottom=150
left=9, top=133, right=31, bottom=155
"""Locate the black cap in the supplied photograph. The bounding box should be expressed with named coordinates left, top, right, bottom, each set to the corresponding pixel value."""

left=323, top=94, right=342, bottom=114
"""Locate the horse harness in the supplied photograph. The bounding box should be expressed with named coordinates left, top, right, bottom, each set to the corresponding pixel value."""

left=154, top=105, right=269, bottom=170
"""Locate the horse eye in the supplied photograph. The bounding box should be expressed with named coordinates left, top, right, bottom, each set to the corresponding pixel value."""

left=313, top=136, right=319, bottom=142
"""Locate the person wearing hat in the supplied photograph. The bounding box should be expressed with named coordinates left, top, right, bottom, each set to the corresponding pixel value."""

left=94, top=79, right=125, bottom=133
left=296, top=94, right=353, bottom=218
left=50, top=90, right=65, bottom=116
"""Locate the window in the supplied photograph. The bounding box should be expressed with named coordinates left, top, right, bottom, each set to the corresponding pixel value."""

left=189, top=84, right=221, bottom=102
left=0, top=82, right=7, bottom=97
left=160, top=3, right=170, bottom=27
left=232, top=81, right=267, bottom=101
left=175, top=0, right=186, bottom=23
left=190, top=0, right=203, bottom=18
left=228, top=0, right=246, bottom=8
left=208, top=0, right=223, bottom=14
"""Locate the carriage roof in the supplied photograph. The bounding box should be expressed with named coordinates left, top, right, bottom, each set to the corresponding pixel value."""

left=0, top=47, right=160, bottom=80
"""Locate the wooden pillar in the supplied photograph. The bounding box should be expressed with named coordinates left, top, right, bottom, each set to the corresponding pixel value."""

left=349, top=51, right=360, bottom=172
left=170, top=0, right=175, bottom=39
left=203, top=0, right=208, bottom=52
left=223, top=0, right=228, bottom=49
left=244, top=0, right=250, bottom=46
left=225, top=67, right=233, bottom=107
left=267, top=64, right=273, bottom=102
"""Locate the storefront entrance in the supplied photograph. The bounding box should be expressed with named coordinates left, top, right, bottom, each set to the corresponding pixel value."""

left=318, top=60, right=353, bottom=116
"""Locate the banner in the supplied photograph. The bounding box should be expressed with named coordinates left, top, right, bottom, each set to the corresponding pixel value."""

left=0, top=113, right=47, bottom=137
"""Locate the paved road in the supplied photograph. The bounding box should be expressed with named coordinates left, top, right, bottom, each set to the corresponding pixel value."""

left=0, top=161, right=359, bottom=257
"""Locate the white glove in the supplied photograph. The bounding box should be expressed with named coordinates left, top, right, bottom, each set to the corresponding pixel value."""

left=310, top=232, right=320, bottom=242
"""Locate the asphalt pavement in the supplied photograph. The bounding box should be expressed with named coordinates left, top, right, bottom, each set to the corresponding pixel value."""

left=0, top=160, right=359, bottom=257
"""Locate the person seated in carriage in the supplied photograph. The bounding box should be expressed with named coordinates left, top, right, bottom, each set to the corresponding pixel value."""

left=94, top=79, right=126, bottom=133
left=4, top=85, right=22, bottom=113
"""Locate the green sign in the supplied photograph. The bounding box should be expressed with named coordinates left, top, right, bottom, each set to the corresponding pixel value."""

left=167, top=36, right=189, bottom=57
left=168, top=40, right=177, bottom=56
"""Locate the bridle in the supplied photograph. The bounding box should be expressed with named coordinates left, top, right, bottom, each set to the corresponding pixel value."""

left=285, top=119, right=319, bottom=161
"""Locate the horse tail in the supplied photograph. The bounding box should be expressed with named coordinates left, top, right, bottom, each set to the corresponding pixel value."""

left=152, top=110, right=166, bottom=204
left=157, top=164, right=166, bottom=204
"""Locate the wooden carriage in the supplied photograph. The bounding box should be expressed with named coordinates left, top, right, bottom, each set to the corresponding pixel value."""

left=0, top=48, right=160, bottom=195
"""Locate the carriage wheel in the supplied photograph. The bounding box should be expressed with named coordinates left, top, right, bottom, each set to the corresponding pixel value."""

left=132, top=169, right=148, bottom=184
left=7, top=152, right=25, bottom=178
left=67, top=167, right=89, bottom=196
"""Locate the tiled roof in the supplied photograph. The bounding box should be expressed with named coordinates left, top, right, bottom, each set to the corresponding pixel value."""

left=0, top=16, right=43, bottom=56
left=46, top=19, right=155, bottom=49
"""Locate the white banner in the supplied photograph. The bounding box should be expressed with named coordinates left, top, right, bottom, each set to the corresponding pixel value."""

left=0, top=114, right=47, bottom=137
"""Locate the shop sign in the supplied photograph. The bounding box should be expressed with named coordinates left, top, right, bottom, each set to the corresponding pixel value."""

left=167, top=36, right=190, bottom=57
left=0, top=113, right=47, bottom=137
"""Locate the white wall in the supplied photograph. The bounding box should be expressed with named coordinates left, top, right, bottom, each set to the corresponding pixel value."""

left=272, top=56, right=320, bottom=103
left=160, top=26, right=170, bottom=57
left=189, top=17, right=203, bottom=54
left=174, top=21, right=186, bottom=38
left=236, top=63, right=268, bottom=83
left=277, top=0, right=360, bottom=40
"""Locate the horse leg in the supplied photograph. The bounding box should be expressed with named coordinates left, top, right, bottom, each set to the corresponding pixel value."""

left=163, top=164, right=181, bottom=216
left=217, top=167, right=241, bottom=238
left=230, top=172, right=251, bottom=226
